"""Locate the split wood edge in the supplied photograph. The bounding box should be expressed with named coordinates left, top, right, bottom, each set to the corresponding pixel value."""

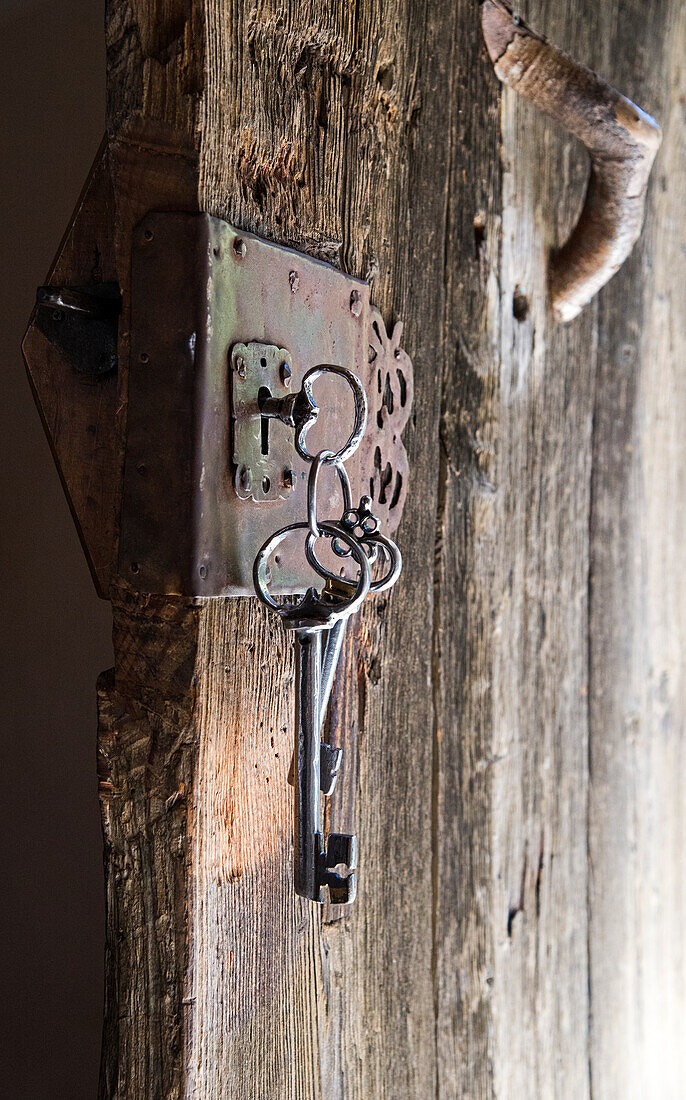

left=482, top=0, right=662, bottom=322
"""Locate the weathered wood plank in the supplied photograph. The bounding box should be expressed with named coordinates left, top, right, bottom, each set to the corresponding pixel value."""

left=588, top=2, right=686, bottom=1097
left=103, top=0, right=443, bottom=1095
left=98, top=596, right=199, bottom=1098
left=435, top=1, right=600, bottom=1093
left=197, top=1, right=443, bottom=1093
left=96, top=0, right=686, bottom=1096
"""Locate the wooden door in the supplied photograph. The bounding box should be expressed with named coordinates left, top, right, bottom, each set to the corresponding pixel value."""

left=25, top=0, right=686, bottom=1096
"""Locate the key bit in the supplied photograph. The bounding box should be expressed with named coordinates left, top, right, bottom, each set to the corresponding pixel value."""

left=318, top=832, right=357, bottom=905
left=287, top=741, right=343, bottom=795
left=322, top=575, right=358, bottom=600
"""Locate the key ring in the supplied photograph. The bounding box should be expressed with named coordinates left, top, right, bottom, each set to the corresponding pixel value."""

left=306, top=528, right=402, bottom=594
left=250, top=350, right=407, bottom=907
left=253, top=521, right=371, bottom=620
left=307, top=451, right=353, bottom=539
left=295, top=366, right=368, bottom=464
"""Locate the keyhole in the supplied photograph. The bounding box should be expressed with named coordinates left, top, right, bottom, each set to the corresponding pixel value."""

left=258, top=386, right=271, bottom=455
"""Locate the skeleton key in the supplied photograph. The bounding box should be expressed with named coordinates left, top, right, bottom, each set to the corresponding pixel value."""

left=286, top=503, right=403, bottom=794
left=286, top=586, right=349, bottom=796
left=286, top=603, right=357, bottom=903
left=288, top=535, right=401, bottom=902
left=254, top=521, right=371, bottom=904
left=253, top=365, right=403, bottom=904
left=319, top=616, right=347, bottom=737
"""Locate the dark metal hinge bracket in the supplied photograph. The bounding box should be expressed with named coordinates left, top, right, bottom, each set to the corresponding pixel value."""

left=34, top=283, right=121, bottom=377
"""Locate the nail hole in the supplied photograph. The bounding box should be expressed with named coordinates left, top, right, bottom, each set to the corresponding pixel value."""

left=233, top=237, right=246, bottom=258
left=473, top=213, right=486, bottom=257
left=213, top=245, right=221, bottom=258
left=376, top=63, right=394, bottom=90
left=513, top=285, right=529, bottom=322
left=140, top=352, right=149, bottom=363
left=199, top=564, right=207, bottom=579
left=262, top=476, right=271, bottom=493
left=144, top=228, right=154, bottom=242
left=130, top=562, right=140, bottom=574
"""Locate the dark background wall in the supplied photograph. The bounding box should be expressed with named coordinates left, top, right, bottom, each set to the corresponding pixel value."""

left=0, top=2, right=111, bottom=1095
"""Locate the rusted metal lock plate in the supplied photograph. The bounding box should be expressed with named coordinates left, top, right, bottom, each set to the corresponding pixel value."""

left=119, top=213, right=413, bottom=596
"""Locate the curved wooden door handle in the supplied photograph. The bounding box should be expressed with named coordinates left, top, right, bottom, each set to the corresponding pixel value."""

left=482, top=0, right=662, bottom=322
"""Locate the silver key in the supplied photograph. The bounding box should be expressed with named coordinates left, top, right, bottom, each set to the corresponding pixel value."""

left=287, top=734, right=342, bottom=796
left=287, top=533, right=402, bottom=802
left=286, top=595, right=357, bottom=904
left=287, top=585, right=350, bottom=795
left=319, top=615, right=347, bottom=731
left=254, top=519, right=374, bottom=905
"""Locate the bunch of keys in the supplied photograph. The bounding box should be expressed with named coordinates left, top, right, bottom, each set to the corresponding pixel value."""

left=253, top=366, right=401, bottom=905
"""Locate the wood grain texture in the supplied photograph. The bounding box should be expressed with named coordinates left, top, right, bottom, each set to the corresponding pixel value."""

left=436, top=3, right=599, bottom=1093
left=98, top=594, right=199, bottom=1099
left=95, top=0, right=686, bottom=1096
left=588, top=2, right=686, bottom=1097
